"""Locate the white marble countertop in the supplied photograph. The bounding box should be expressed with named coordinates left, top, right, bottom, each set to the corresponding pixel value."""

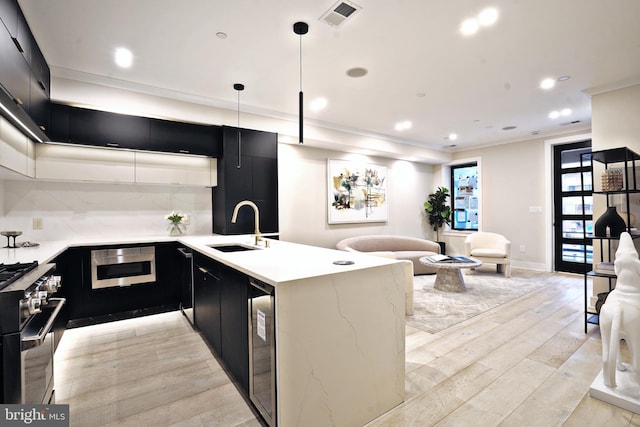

left=0, top=234, right=399, bottom=286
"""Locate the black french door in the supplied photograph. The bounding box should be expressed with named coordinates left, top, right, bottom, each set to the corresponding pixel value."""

left=553, top=140, right=593, bottom=273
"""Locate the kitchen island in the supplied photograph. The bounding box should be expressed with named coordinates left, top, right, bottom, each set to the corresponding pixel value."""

left=1, top=234, right=406, bottom=426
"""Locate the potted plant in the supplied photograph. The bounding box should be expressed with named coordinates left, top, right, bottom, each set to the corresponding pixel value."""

left=424, top=187, right=452, bottom=251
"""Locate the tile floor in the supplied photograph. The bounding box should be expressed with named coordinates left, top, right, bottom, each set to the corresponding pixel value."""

left=54, top=270, right=637, bottom=426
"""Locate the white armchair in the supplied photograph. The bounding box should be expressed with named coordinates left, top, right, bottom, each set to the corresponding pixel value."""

left=464, top=232, right=511, bottom=277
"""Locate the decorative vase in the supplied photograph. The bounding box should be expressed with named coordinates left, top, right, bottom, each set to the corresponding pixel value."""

left=168, top=222, right=185, bottom=236
left=594, top=206, right=626, bottom=238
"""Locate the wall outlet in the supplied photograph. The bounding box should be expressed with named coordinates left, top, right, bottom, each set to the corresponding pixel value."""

left=519, top=245, right=526, bottom=253
left=32, top=217, right=43, bottom=230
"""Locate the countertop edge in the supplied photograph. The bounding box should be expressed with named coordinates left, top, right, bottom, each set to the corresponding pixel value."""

left=1, top=234, right=401, bottom=286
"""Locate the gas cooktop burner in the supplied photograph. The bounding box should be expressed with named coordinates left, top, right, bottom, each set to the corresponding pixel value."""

left=0, top=261, right=38, bottom=291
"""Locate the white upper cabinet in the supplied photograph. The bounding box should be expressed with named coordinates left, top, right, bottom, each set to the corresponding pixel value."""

left=35, top=143, right=135, bottom=183
left=135, top=151, right=217, bottom=186
left=34, top=142, right=217, bottom=186
left=0, top=115, right=34, bottom=177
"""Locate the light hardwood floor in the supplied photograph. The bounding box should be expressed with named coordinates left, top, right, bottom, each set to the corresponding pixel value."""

left=54, top=270, right=635, bottom=426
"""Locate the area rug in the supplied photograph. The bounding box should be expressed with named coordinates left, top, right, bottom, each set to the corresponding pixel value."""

left=407, top=266, right=556, bottom=334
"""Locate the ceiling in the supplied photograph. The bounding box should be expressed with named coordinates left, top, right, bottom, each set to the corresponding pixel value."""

left=17, top=0, right=640, bottom=152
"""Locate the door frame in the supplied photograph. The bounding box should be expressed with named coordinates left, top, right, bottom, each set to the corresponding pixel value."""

left=552, top=140, right=592, bottom=273
left=544, top=133, right=593, bottom=272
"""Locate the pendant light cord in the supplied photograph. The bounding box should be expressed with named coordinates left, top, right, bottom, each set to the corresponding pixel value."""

left=299, top=34, right=303, bottom=92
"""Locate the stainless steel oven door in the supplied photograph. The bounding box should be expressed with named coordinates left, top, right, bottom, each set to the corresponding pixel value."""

left=91, top=246, right=156, bottom=289
left=21, top=298, right=65, bottom=404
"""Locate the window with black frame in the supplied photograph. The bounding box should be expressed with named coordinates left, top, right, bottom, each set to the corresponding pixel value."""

left=451, top=162, right=479, bottom=231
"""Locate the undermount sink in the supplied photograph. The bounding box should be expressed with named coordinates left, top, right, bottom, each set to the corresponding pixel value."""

left=207, top=244, right=260, bottom=252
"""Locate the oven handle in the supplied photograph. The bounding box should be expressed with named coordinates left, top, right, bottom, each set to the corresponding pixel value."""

left=21, top=298, right=66, bottom=351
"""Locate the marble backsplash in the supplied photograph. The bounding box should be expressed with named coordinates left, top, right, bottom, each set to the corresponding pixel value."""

left=1, top=179, right=213, bottom=242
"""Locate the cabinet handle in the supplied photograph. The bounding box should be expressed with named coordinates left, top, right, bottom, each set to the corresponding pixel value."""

left=106, top=143, right=119, bottom=147
left=14, top=97, right=23, bottom=106
left=38, top=81, right=46, bottom=91
left=179, top=150, right=190, bottom=154
left=11, top=37, right=24, bottom=53
left=198, top=266, right=220, bottom=280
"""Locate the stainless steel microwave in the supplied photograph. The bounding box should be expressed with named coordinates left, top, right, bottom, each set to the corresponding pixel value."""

left=91, top=246, right=156, bottom=289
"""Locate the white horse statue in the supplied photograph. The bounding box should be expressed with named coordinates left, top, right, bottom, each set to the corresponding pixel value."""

left=600, top=232, right=640, bottom=388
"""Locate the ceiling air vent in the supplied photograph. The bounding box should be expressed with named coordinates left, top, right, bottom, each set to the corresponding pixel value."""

left=320, top=1, right=362, bottom=28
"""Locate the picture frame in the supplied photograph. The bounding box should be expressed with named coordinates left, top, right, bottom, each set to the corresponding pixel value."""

left=327, top=159, right=388, bottom=224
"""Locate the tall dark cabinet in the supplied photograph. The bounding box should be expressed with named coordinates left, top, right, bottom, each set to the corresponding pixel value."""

left=0, top=0, right=50, bottom=141
left=213, top=126, right=278, bottom=235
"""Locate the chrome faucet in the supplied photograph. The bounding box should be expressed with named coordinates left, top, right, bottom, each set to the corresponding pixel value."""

left=231, top=200, right=262, bottom=245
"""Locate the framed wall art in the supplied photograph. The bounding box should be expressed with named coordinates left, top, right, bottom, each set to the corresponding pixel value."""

left=327, top=159, right=388, bottom=224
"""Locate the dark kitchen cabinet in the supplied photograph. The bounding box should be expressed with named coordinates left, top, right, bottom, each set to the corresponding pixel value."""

left=213, top=126, right=278, bottom=235
left=49, top=103, right=222, bottom=156
left=48, top=102, right=71, bottom=142
left=52, top=247, right=84, bottom=322
left=220, top=264, right=249, bottom=392
left=0, top=0, right=50, bottom=142
left=54, top=243, right=181, bottom=321
left=13, top=6, right=31, bottom=64
left=193, top=252, right=249, bottom=393
left=72, top=107, right=150, bottom=150
left=0, top=20, right=30, bottom=110
left=1, top=1, right=31, bottom=62
left=0, top=0, right=19, bottom=36
left=148, top=117, right=222, bottom=156
left=28, top=42, right=49, bottom=132
left=193, top=253, right=222, bottom=353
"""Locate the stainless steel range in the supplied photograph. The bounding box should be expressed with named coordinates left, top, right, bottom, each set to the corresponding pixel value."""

left=0, top=261, right=65, bottom=404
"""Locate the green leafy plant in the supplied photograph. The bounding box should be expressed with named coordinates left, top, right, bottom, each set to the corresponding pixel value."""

left=166, top=211, right=184, bottom=225
left=424, top=187, right=452, bottom=241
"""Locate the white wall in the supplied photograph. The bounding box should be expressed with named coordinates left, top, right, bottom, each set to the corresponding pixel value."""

left=443, top=138, right=550, bottom=269
left=592, top=84, right=640, bottom=152
left=277, top=143, right=436, bottom=248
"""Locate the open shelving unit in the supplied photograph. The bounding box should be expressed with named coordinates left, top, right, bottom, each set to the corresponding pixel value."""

left=581, top=147, right=640, bottom=332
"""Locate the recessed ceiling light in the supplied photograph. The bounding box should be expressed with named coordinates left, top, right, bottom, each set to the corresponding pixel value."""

left=394, top=120, right=412, bottom=131
left=460, top=18, right=479, bottom=36
left=549, top=108, right=572, bottom=119
left=502, top=125, right=517, bottom=130
left=216, top=32, right=228, bottom=39
left=114, top=47, right=133, bottom=68
left=531, top=130, right=540, bottom=135
left=557, top=75, right=571, bottom=81
left=416, top=92, right=426, bottom=98
left=448, top=133, right=458, bottom=141
left=346, top=67, right=368, bottom=78
left=478, top=7, right=499, bottom=26
left=310, top=97, right=328, bottom=111
left=540, top=78, right=555, bottom=90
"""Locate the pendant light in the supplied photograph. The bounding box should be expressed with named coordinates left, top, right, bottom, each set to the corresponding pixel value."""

left=293, top=21, right=308, bottom=144
left=234, top=83, right=244, bottom=168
